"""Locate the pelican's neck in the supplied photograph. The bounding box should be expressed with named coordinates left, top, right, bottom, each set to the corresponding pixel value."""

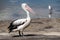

left=26, top=11, right=30, bottom=19
left=23, top=7, right=30, bottom=20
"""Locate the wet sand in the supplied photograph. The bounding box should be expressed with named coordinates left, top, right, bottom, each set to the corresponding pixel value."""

left=0, top=18, right=60, bottom=40
left=0, top=32, right=60, bottom=40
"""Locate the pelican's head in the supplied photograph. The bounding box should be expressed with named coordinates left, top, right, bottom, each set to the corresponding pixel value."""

left=21, top=3, right=34, bottom=13
left=48, top=5, right=51, bottom=10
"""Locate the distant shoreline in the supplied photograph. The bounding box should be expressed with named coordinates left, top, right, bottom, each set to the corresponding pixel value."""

left=0, top=18, right=60, bottom=33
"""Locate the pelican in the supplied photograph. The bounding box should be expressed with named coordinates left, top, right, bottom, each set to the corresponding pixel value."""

left=8, top=3, right=34, bottom=36
left=48, top=5, right=52, bottom=18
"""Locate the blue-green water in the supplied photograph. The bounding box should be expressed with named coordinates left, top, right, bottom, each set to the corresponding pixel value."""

left=0, top=0, right=60, bottom=20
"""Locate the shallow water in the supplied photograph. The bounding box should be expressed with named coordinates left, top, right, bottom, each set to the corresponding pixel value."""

left=0, top=0, right=60, bottom=20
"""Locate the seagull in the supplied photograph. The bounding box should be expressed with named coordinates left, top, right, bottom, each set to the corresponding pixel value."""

left=48, top=5, right=53, bottom=18
left=8, top=3, right=34, bottom=36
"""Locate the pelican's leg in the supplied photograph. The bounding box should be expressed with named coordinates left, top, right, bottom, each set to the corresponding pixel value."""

left=21, top=30, right=24, bottom=36
left=18, top=31, right=21, bottom=36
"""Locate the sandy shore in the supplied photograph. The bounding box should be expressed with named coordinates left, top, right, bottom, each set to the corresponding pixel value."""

left=0, top=18, right=60, bottom=32
left=0, top=18, right=60, bottom=40
left=0, top=32, right=60, bottom=40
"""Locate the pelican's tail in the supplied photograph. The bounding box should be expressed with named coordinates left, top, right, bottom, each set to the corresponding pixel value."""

left=8, top=21, right=14, bottom=33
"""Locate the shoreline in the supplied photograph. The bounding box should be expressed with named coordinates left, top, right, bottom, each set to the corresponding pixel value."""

left=0, top=18, right=60, bottom=40
left=0, top=18, right=60, bottom=32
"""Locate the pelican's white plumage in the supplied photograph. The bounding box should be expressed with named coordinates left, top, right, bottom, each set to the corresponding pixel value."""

left=13, top=19, right=26, bottom=25
left=8, top=3, right=34, bottom=36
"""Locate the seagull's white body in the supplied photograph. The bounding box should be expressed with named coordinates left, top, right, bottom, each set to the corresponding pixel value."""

left=48, top=5, right=52, bottom=18
left=48, top=5, right=51, bottom=10
left=48, top=14, right=51, bottom=19
left=8, top=3, right=34, bottom=36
